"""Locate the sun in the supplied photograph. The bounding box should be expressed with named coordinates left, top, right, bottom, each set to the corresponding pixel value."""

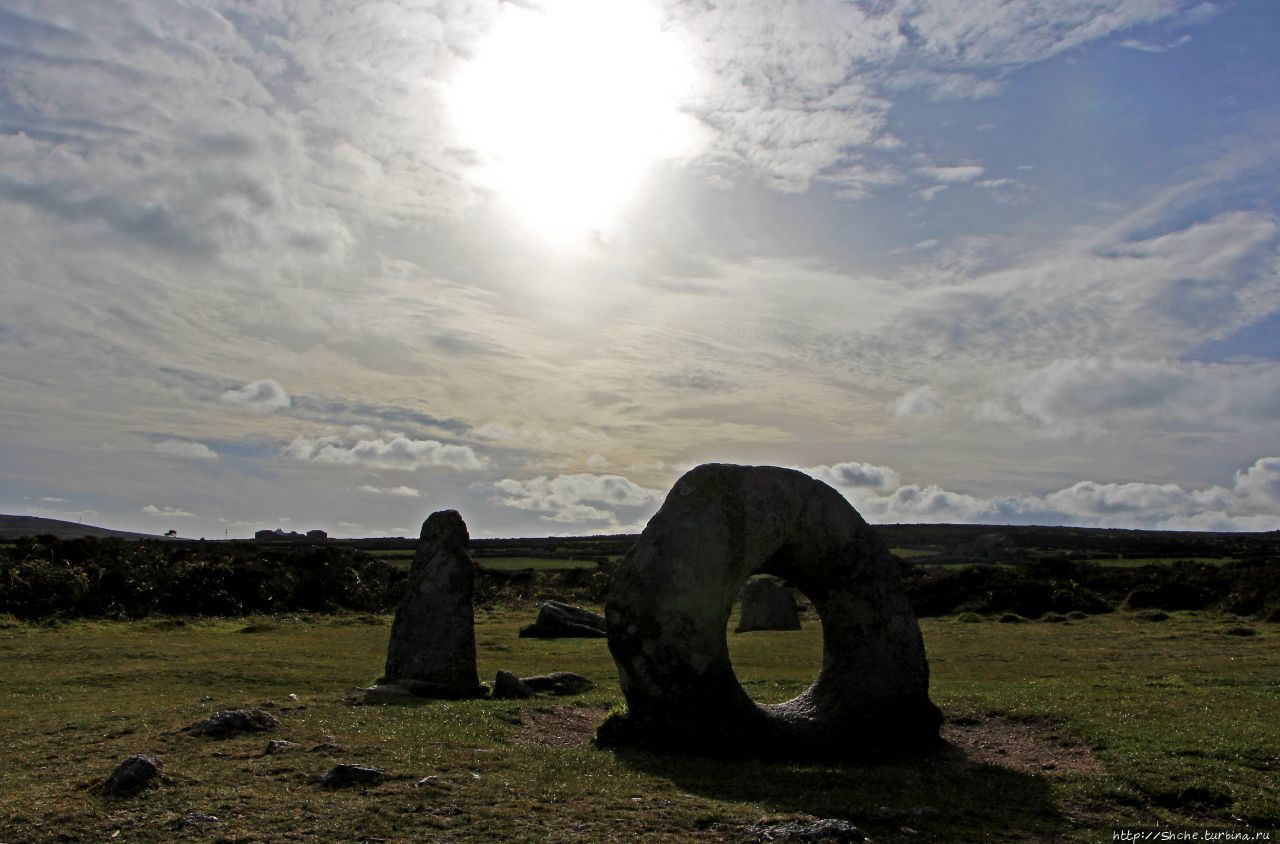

left=447, top=0, right=700, bottom=244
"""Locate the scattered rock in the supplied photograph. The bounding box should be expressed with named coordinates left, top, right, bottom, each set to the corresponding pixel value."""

left=746, top=818, right=866, bottom=842
left=379, top=510, right=484, bottom=699
left=518, top=601, right=608, bottom=638
left=309, top=742, right=348, bottom=755
left=1066, top=611, right=1089, bottom=620
left=170, top=812, right=221, bottom=831
left=414, top=776, right=443, bottom=789
left=1136, top=610, right=1170, bottom=622
left=183, top=709, right=279, bottom=737
left=519, top=672, right=594, bottom=696
left=1039, top=612, right=1068, bottom=623
left=1224, top=625, right=1257, bottom=637
left=492, top=670, right=535, bottom=699
left=954, top=612, right=983, bottom=624
left=321, top=764, right=385, bottom=788
left=264, top=739, right=294, bottom=755
left=286, top=693, right=299, bottom=702
left=103, top=754, right=163, bottom=796
left=604, top=463, right=940, bottom=760
left=735, top=578, right=802, bottom=632
left=998, top=613, right=1027, bottom=624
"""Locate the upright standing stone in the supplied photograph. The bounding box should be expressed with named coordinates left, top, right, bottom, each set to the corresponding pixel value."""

left=735, top=578, right=801, bottom=632
left=380, top=510, right=483, bottom=698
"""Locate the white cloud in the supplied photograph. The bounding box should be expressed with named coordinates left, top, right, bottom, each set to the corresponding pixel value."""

left=1120, top=34, right=1192, bottom=52
left=357, top=484, right=422, bottom=498
left=38, top=496, right=68, bottom=503
left=994, top=357, right=1280, bottom=437
left=805, top=461, right=902, bottom=493
left=1234, top=457, right=1280, bottom=508
left=142, top=504, right=193, bottom=517
left=284, top=430, right=486, bottom=471
left=916, top=185, right=948, bottom=202
left=154, top=439, right=219, bottom=459
left=492, top=473, right=664, bottom=527
left=221, top=379, right=291, bottom=414
left=802, top=457, right=1280, bottom=532
left=891, top=385, right=945, bottom=418
left=662, top=0, right=1197, bottom=193
left=915, top=164, right=984, bottom=183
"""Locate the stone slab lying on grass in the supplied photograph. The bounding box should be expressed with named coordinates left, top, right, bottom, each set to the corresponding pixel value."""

left=320, top=764, right=385, bottom=788
left=492, top=670, right=535, bottom=699
left=518, top=671, right=594, bottom=696
left=518, top=601, right=607, bottom=638
left=103, top=754, right=163, bottom=796
left=183, top=708, right=279, bottom=737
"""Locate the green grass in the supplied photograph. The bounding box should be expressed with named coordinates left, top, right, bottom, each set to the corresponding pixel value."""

left=888, top=547, right=941, bottom=559
left=376, top=553, right=598, bottom=571
left=0, top=610, right=1274, bottom=841
left=1092, top=557, right=1235, bottom=568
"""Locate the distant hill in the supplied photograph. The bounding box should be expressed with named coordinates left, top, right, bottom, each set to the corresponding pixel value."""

left=0, top=515, right=161, bottom=541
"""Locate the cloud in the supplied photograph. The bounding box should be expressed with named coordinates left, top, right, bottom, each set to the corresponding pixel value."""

left=914, top=164, right=984, bottom=183
left=804, top=461, right=901, bottom=493
left=1120, top=35, right=1192, bottom=52
left=220, top=379, right=291, bottom=414
left=284, top=429, right=486, bottom=471
left=154, top=439, right=219, bottom=459
left=38, top=496, right=68, bottom=503
left=992, top=357, right=1280, bottom=437
left=663, top=0, right=1198, bottom=193
left=802, top=457, right=1280, bottom=532
left=142, top=504, right=193, bottom=517
left=492, top=473, right=664, bottom=527
left=1234, top=457, right=1280, bottom=508
left=891, top=385, right=945, bottom=418
left=357, top=484, right=422, bottom=498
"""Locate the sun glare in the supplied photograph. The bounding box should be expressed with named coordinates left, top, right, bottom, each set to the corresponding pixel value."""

left=448, top=0, right=699, bottom=244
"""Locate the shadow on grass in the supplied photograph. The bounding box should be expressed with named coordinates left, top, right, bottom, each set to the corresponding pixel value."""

left=607, top=739, right=1065, bottom=841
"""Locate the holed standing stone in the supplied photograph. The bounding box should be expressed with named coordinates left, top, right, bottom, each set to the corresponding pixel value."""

left=601, top=463, right=941, bottom=760
left=380, top=510, right=483, bottom=699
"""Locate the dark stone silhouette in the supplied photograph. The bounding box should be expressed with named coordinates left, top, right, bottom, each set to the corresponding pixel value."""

left=735, top=578, right=801, bottom=632
left=518, top=600, right=607, bottom=638
left=379, top=510, right=483, bottom=699
left=492, top=670, right=534, bottom=699
left=602, top=463, right=941, bottom=760
left=519, top=671, right=595, bottom=695
left=183, top=709, right=279, bottom=737
left=103, top=754, right=163, bottom=796
left=320, top=764, right=384, bottom=788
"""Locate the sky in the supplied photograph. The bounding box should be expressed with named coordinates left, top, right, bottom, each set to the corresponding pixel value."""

left=1, top=0, right=1279, bottom=539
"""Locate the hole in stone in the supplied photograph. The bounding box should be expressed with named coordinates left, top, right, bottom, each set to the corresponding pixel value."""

left=725, top=574, right=823, bottom=706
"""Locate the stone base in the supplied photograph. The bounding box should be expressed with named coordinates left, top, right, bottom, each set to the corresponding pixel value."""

left=595, top=697, right=943, bottom=761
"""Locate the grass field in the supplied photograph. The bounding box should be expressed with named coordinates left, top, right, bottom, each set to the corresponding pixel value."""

left=374, top=553, right=599, bottom=572
left=0, top=610, right=1275, bottom=842
left=1093, top=557, right=1236, bottom=568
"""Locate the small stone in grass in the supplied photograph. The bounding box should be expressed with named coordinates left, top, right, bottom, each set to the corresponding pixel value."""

left=321, top=764, right=385, bottom=788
